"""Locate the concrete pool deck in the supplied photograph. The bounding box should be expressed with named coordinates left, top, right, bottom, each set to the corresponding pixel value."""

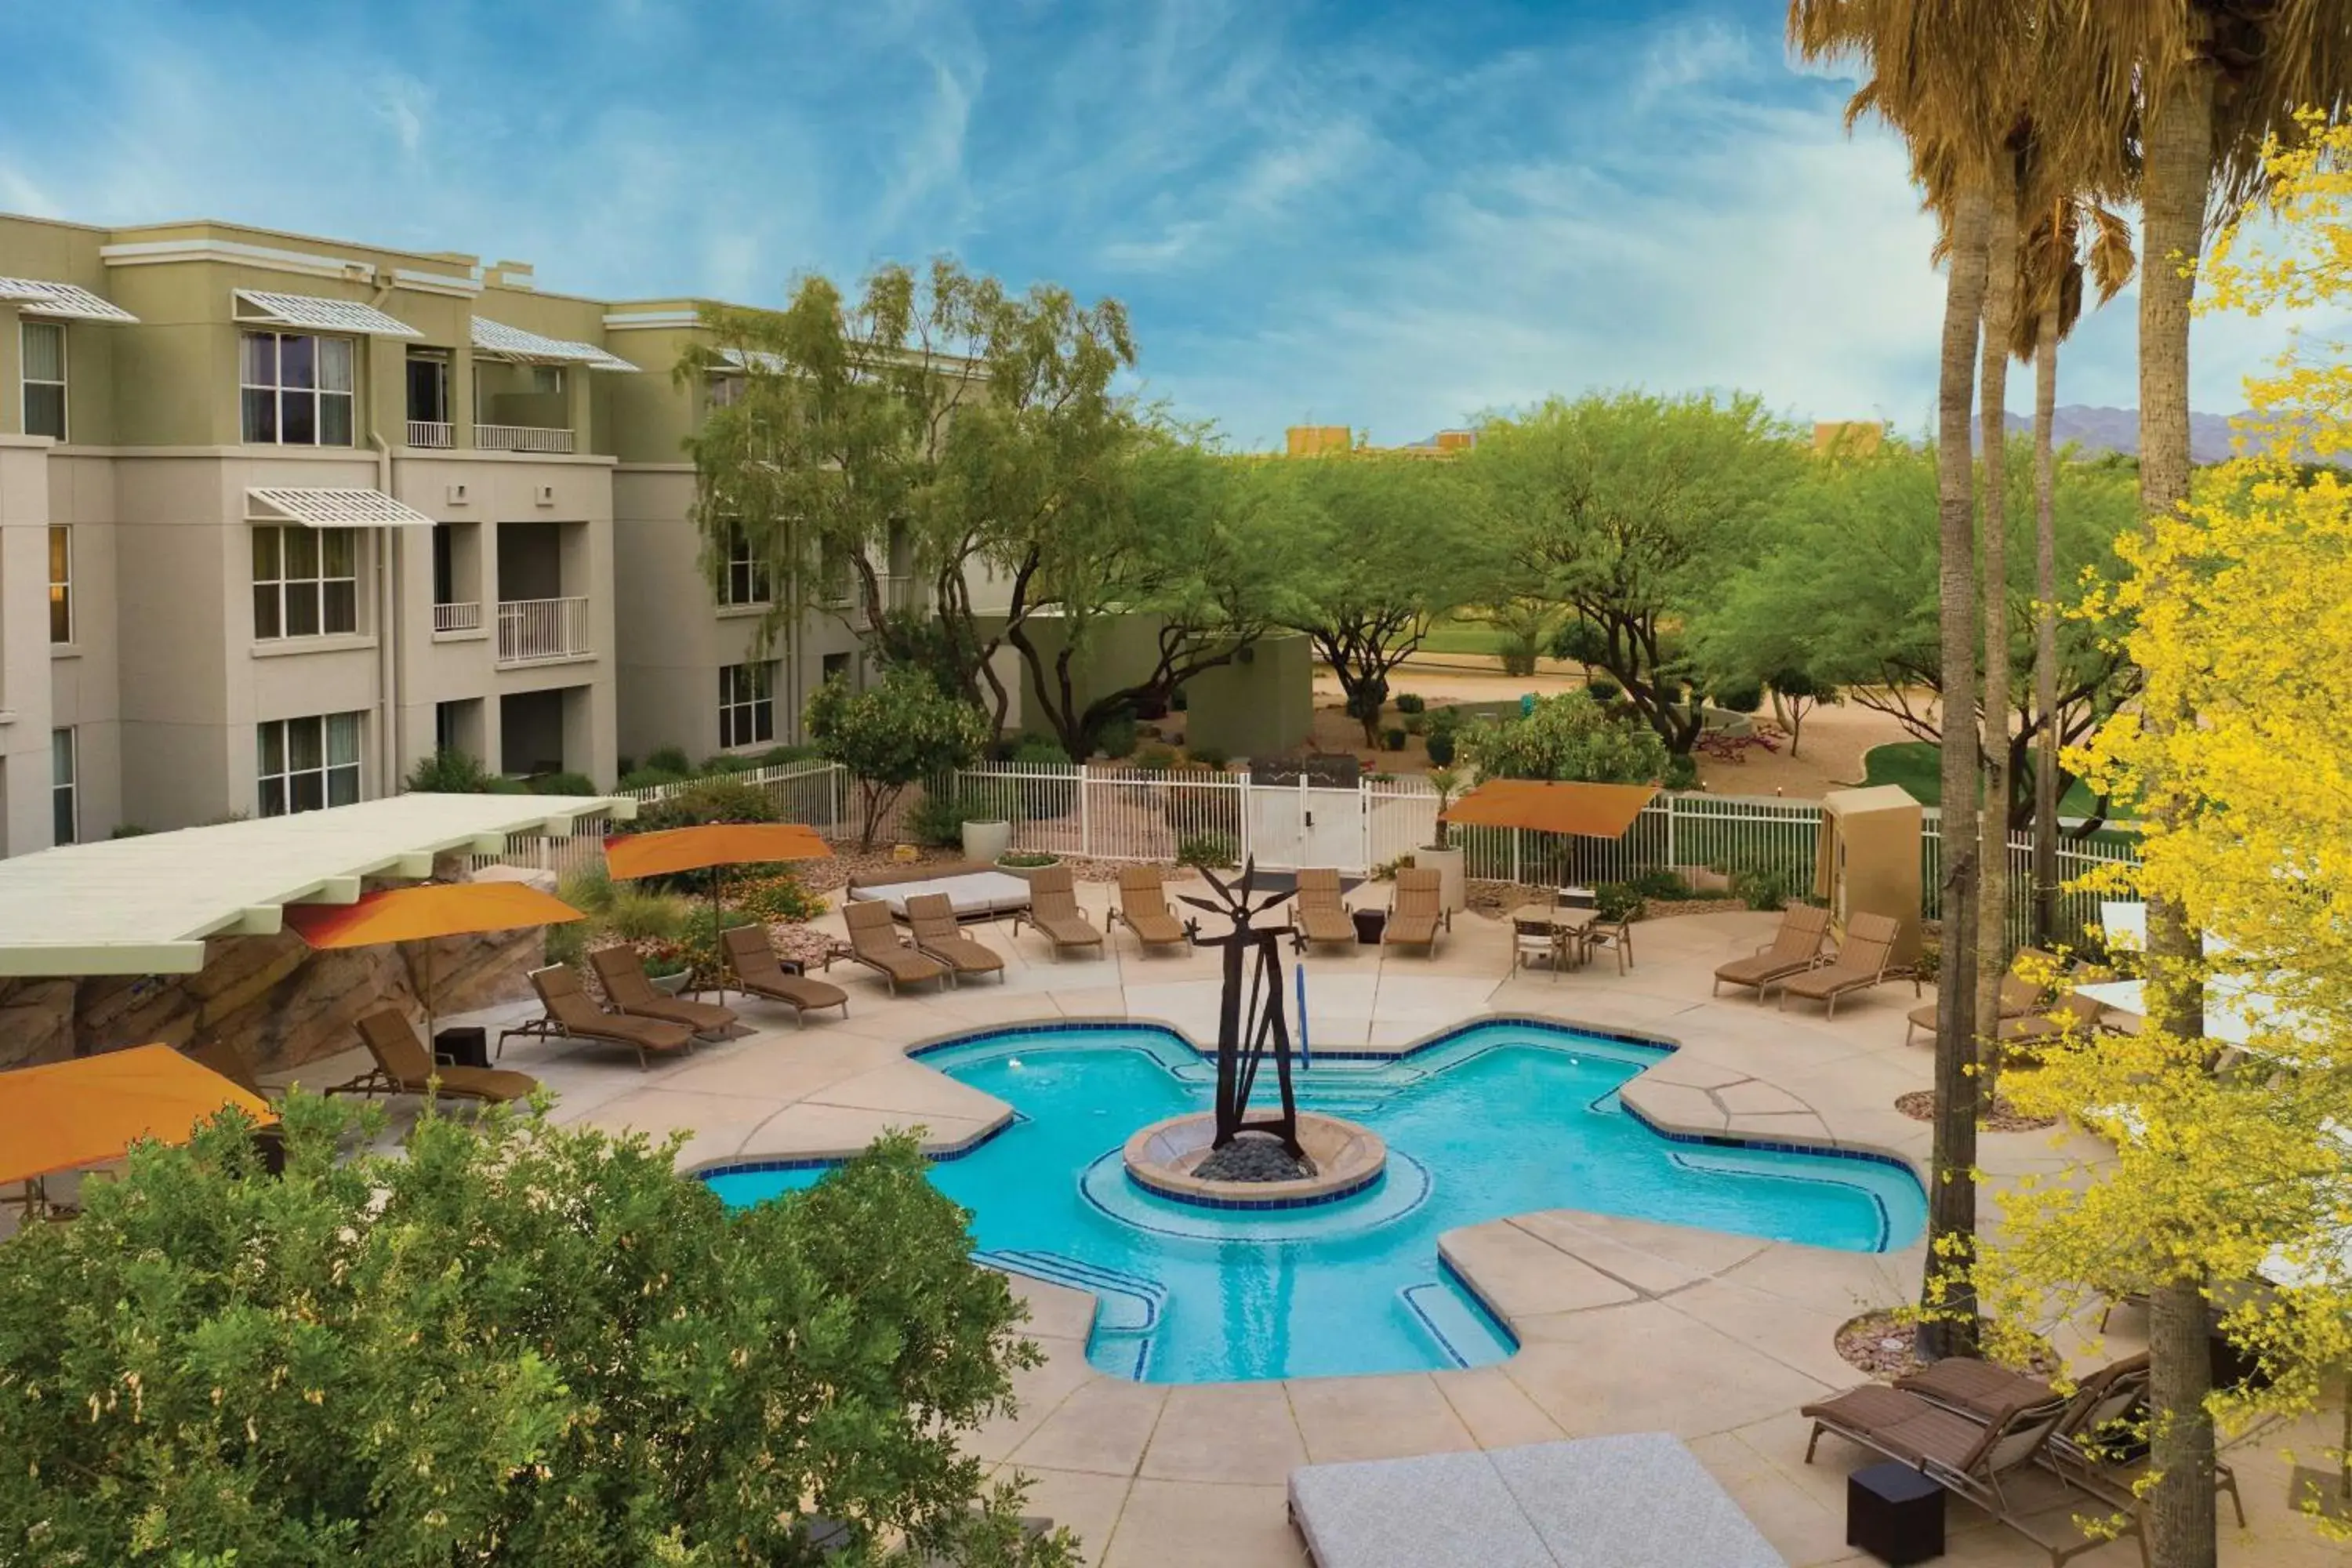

left=283, top=887, right=2347, bottom=1568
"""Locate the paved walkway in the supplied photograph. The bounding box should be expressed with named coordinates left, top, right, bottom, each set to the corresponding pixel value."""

left=287, top=885, right=2344, bottom=1567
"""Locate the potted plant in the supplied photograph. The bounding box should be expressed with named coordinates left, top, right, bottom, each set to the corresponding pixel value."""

left=960, top=814, right=1012, bottom=865
left=996, top=850, right=1062, bottom=878
left=1419, top=766, right=1468, bottom=914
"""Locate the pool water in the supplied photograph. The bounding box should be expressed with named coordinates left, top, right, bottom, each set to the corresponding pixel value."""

left=704, top=1021, right=1926, bottom=1384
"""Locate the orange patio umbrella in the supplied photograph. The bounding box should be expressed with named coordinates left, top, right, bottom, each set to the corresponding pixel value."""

left=283, top=882, right=585, bottom=1040
left=0, top=1044, right=274, bottom=1190
left=1439, top=780, right=1660, bottom=839
left=601, top=823, right=833, bottom=1002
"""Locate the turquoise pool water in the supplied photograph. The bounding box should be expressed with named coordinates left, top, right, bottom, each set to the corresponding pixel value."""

left=704, top=1020, right=1926, bottom=1383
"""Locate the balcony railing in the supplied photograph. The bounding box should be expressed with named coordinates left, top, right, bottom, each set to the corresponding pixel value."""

left=432, top=601, right=482, bottom=635
left=496, top=597, right=592, bottom=665
left=851, top=575, right=920, bottom=629
left=407, top=419, right=455, bottom=449
left=477, top=423, right=575, bottom=455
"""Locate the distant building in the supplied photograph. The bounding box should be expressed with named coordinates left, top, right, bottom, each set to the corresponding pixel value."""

left=1281, top=425, right=1475, bottom=458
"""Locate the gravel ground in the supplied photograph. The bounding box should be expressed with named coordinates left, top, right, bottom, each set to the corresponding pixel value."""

left=1835, top=1307, right=2063, bottom=1381
left=1893, top=1088, right=2059, bottom=1133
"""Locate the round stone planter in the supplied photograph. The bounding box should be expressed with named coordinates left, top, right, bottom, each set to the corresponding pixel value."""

left=1123, top=1110, right=1387, bottom=1210
left=960, top=818, right=1012, bottom=863
left=1415, top=844, right=1467, bottom=913
left=648, top=970, right=691, bottom=996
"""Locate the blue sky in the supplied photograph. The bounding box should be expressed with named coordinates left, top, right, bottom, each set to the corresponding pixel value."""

left=0, top=0, right=2316, bottom=448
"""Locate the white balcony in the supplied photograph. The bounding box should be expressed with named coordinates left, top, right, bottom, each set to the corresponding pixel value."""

left=477, top=423, right=575, bottom=455
left=407, top=419, right=454, bottom=449
left=432, top=600, right=483, bottom=636
left=496, top=597, right=591, bottom=666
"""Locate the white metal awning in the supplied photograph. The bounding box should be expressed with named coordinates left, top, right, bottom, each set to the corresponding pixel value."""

left=234, top=288, right=420, bottom=338
left=0, top=277, right=140, bottom=323
left=247, top=486, right=436, bottom=529
left=716, top=346, right=791, bottom=373
left=471, top=317, right=639, bottom=372
left=0, top=793, right=636, bottom=976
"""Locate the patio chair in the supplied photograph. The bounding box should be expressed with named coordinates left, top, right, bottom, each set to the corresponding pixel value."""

left=1110, top=865, right=1192, bottom=953
left=1770, top=912, right=1904, bottom=1018
left=331, top=1008, right=541, bottom=1103
left=1382, top=867, right=1448, bottom=954
left=1010, top=865, right=1105, bottom=960
left=499, top=965, right=696, bottom=1069
left=840, top=898, right=953, bottom=993
left=1512, top=916, right=1571, bottom=979
left=1577, top=913, right=1635, bottom=975
left=1903, top=948, right=2068, bottom=1045
left=1290, top=867, right=1359, bottom=952
left=1711, top=903, right=1831, bottom=998
left=719, top=925, right=851, bottom=1026
left=1994, top=990, right=2110, bottom=1054
left=904, top=893, right=1007, bottom=985
left=589, top=946, right=739, bottom=1039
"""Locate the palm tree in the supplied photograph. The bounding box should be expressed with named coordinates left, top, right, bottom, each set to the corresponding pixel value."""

left=2011, top=196, right=2134, bottom=947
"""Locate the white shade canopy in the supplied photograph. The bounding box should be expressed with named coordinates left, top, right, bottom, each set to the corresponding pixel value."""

left=246, top=487, right=436, bottom=529
left=234, top=289, right=420, bottom=338
left=0, top=277, right=139, bottom=322
left=471, top=317, right=639, bottom=372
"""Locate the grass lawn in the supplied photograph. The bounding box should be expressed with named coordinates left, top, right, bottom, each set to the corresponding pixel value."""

left=1414, top=619, right=1516, bottom=657
left=1861, top=741, right=2118, bottom=822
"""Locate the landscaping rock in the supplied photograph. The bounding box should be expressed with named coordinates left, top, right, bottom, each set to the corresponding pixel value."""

left=1193, top=1133, right=1316, bottom=1183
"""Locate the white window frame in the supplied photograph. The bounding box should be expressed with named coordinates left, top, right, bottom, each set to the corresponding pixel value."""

left=239, top=329, right=355, bottom=447
left=717, top=661, right=776, bottom=750
left=252, top=524, right=360, bottom=641
left=50, top=728, right=75, bottom=846
left=47, top=524, right=71, bottom=644
left=20, top=318, right=65, bottom=441
left=257, top=711, right=363, bottom=818
left=717, top=527, right=771, bottom=608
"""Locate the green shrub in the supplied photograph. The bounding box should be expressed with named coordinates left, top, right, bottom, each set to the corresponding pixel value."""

left=1427, top=705, right=1464, bottom=735
left=1394, top=693, right=1425, bottom=715
left=1593, top=882, right=1645, bottom=922
left=1381, top=727, right=1407, bottom=751
left=1400, top=713, right=1428, bottom=736
left=1175, top=833, right=1240, bottom=871
left=1096, top=717, right=1139, bottom=761
left=635, top=777, right=780, bottom=829
left=1730, top=860, right=1807, bottom=912
left=1499, top=633, right=1540, bottom=677
left=618, top=767, right=686, bottom=793
left=1460, top=691, right=1667, bottom=784
left=732, top=869, right=823, bottom=925
left=1136, top=742, right=1178, bottom=770
left=485, top=775, right=532, bottom=795
left=645, top=746, right=693, bottom=776
left=608, top=886, right=692, bottom=943
left=699, top=753, right=757, bottom=775
left=1631, top=868, right=1695, bottom=902
left=1662, top=753, right=1700, bottom=790
left=1711, top=678, right=1766, bottom=714
left=908, top=792, right=981, bottom=849
left=1187, top=744, right=1229, bottom=771
left=1344, top=677, right=1389, bottom=727
left=405, top=748, right=492, bottom=793
left=758, top=743, right=820, bottom=767
left=1425, top=731, right=1457, bottom=767
left=529, top=771, right=597, bottom=797
left=998, top=851, right=1059, bottom=869
left=1586, top=676, right=1621, bottom=703
left=1011, top=735, right=1069, bottom=766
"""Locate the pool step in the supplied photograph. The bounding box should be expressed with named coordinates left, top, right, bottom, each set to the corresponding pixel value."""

left=1398, top=1279, right=1515, bottom=1370
left=976, top=1249, right=1167, bottom=1334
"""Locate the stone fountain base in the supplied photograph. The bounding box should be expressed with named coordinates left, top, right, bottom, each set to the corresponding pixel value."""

left=1123, top=1110, right=1388, bottom=1210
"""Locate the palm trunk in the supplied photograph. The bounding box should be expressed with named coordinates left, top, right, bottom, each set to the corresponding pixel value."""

left=2031, top=296, right=2062, bottom=946
left=1922, top=180, right=1989, bottom=1363
left=1976, top=192, right=2019, bottom=1111
left=2138, top=46, right=2219, bottom=1568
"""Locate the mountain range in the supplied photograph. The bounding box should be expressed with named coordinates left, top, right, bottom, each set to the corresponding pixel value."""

left=1996, top=405, right=2242, bottom=463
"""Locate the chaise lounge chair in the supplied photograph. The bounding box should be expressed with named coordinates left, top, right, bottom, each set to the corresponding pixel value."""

left=905, top=893, right=1007, bottom=985
left=331, top=1007, right=541, bottom=1103
left=500, top=965, right=697, bottom=1069
left=1770, top=911, right=1904, bottom=1017
left=589, top=946, right=739, bottom=1039
left=1904, top=948, right=2067, bottom=1045
left=1110, top=865, right=1192, bottom=953
left=1711, top=903, right=1831, bottom=998
left=840, top=898, right=953, bottom=993
left=1010, top=864, right=1105, bottom=960
left=1382, top=867, right=1448, bottom=955
left=1290, top=868, right=1360, bottom=952
left=720, top=924, right=851, bottom=1026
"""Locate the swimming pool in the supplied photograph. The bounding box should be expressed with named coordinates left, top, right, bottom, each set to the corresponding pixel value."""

left=703, top=1019, right=1926, bottom=1383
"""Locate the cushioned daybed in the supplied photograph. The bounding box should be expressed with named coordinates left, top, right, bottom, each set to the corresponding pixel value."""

left=1287, top=1434, right=1785, bottom=1568
left=845, top=862, right=1035, bottom=920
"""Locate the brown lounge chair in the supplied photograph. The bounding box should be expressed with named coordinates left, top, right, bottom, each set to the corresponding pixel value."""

left=1290, top=868, right=1359, bottom=951
left=1382, top=867, right=1449, bottom=954
left=905, top=893, right=1007, bottom=985
left=500, top=965, right=696, bottom=1068
left=1772, top=911, right=1904, bottom=1017
left=1711, top=902, right=1831, bottom=997
left=840, top=898, right=953, bottom=993
left=1110, top=865, right=1192, bottom=953
left=720, top=925, right=852, bottom=1025
left=331, top=1007, right=541, bottom=1103
left=589, top=946, right=739, bottom=1039
left=1011, top=864, right=1105, bottom=960
left=1904, top=947, right=2067, bottom=1045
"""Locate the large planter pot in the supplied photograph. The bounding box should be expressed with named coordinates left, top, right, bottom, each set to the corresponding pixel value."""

left=648, top=969, right=691, bottom=996
left=1416, top=845, right=1467, bottom=913
left=961, top=818, right=1012, bottom=863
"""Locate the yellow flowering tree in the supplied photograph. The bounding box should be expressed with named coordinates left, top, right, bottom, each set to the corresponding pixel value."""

left=1975, top=114, right=2352, bottom=1538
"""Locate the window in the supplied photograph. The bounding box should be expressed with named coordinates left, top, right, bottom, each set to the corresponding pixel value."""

left=706, top=372, right=745, bottom=409
left=529, top=365, right=564, bottom=396
left=717, top=527, right=771, bottom=607
left=405, top=348, right=450, bottom=423
left=821, top=651, right=851, bottom=684
left=50, top=728, right=75, bottom=846
left=717, top=662, right=775, bottom=749
left=258, top=712, right=362, bottom=817
left=252, top=524, right=359, bottom=640
left=240, top=330, right=354, bottom=445
left=21, top=320, right=65, bottom=440
left=47, top=524, right=70, bottom=644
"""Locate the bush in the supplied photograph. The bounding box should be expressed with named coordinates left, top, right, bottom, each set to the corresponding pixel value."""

left=1592, top=882, right=1645, bottom=923
left=1403, top=713, right=1429, bottom=735
left=1730, top=858, right=1809, bottom=912
left=608, top=885, right=692, bottom=944
left=1096, top=716, right=1139, bottom=761
left=485, top=775, right=532, bottom=795
left=618, top=767, right=686, bottom=793
left=1011, top=734, right=1071, bottom=766
left=1499, top=633, right=1540, bottom=677
left=1136, top=742, right=1178, bottom=770
left=1425, top=731, right=1457, bottom=767
left=732, top=869, right=823, bottom=925
left=1459, top=691, right=1667, bottom=784
left=1662, top=753, right=1700, bottom=790
left=1631, top=868, right=1695, bottom=902
left=405, top=748, right=492, bottom=793
left=1585, top=676, right=1622, bottom=703
left=1427, top=705, right=1464, bottom=735
left=758, top=743, right=820, bottom=768
left=1187, top=744, right=1229, bottom=771
left=529, top=771, right=597, bottom=797
left=636, top=777, right=780, bottom=829
left=998, top=851, right=1059, bottom=869
left=1175, top=833, right=1240, bottom=871
left=644, top=745, right=693, bottom=776
left=1394, top=693, right=1425, bottom=715
left=1344, top=676, right=1390, bottom=727
left=805, top=669, right=992, bottom=851
left=699, top=753, right=757, bottom=775
left=1711, top=679, right=1766, bottom=714
left=908, top=792, right=981, bottom=849
left=1380, top=727, right=1408, bottom=751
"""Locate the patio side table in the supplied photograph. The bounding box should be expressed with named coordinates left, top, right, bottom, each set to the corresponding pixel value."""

left=1847, top=1461, right=1944, bottom=1564
left=434, top=1026, right=489, bottom=1069
left=1352, top=908, right=1387, bottom=946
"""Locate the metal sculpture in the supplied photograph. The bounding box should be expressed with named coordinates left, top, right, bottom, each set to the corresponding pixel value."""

left=1178, top=859, right=1302, bottom=1156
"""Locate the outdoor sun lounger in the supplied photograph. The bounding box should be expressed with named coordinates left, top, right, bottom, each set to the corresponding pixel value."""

left=1382, top=867, right=1449, bottom=954
left=719, top=924, right=852, bottom=1025
left=1903, top=948, right=2070, bottom=1044
left=840, top=898, right=953, bottom=993
left=589, top=946, right=740, bottom=1039
left=1110, top=865, right=1192, bottom=952
left=1290, top=868, right=1359, bottom=951
left=1771, top=911, right=1904, bottom=1017
left=1711, top=903, right=1831, bottom=998
left=332, top=1007, right=541, bottom=1103
left=500, top=965, right=697, bottom=1069
left=1010, top=864, right=1105, bottom=959
left=904, top=893, right=1008, bottom=984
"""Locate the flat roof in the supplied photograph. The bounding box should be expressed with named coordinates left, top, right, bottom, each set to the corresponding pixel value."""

left=0, top=793, right=634, bottom=977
